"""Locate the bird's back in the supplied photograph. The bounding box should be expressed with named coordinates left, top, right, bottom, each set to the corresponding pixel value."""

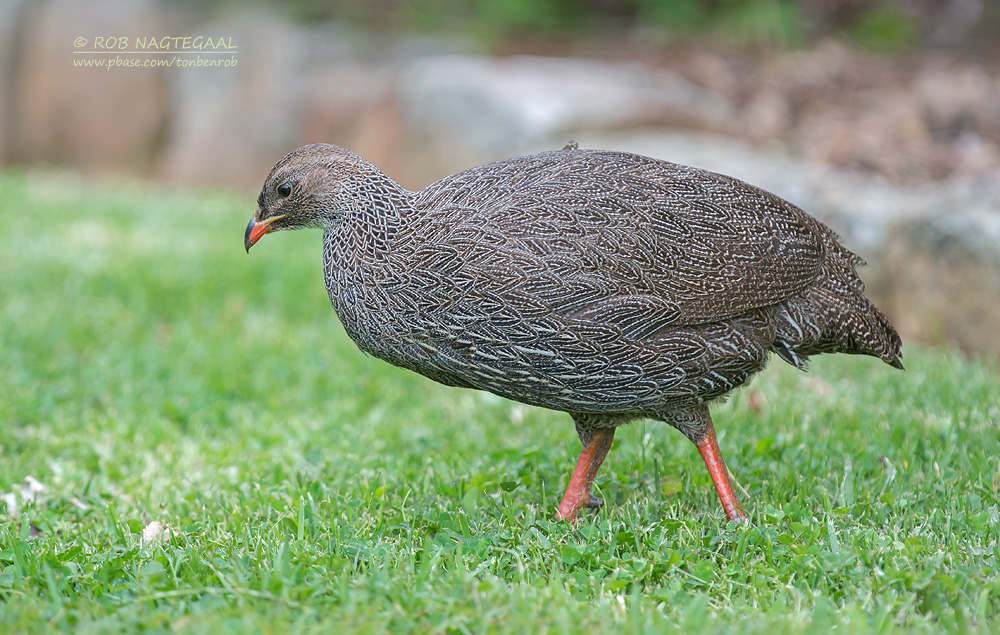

left=324, top=148, right=902, bottom=413
left=412, top=149, right=825, bottom=323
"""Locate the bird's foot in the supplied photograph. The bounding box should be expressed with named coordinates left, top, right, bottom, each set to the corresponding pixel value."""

left=556, top=427, right=616, bottom=522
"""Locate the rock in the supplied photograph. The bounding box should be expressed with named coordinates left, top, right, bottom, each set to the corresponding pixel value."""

left=0, top=0, right=31, bottom=163
left=394, top=54, right=735, bottom=185
left=300, top=63, right=401, bottom=183
left=9, top=0, right=169, bottom=173
left=158, top=9, right=307, bottom=189
left=887, top=180, right=1000, bottom=352
left=157, top=14, right=468, bottom=190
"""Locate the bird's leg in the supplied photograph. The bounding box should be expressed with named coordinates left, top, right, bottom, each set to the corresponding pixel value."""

left=674, top=406, right=747, bottom=523
left=696, top=423, right=746, bottom=522
left=556, top=424, right=616, bottom=522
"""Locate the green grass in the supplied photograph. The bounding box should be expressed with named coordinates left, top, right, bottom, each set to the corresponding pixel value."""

left=1, top=169, right=999, bottom=633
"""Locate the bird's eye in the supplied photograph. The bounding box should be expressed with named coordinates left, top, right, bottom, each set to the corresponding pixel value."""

left=276, top=182, right=292, bottom=198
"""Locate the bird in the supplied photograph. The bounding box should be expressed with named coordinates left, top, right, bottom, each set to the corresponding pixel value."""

left=244, top=143, right=903, bottom=523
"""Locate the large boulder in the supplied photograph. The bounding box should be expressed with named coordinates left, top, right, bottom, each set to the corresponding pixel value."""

left=393, top=54, right=735, bottom=186
left=8, top=0, right=169, bottom=173
left=0, top=0, right=31, bottom=163
left=157, top=9, right=306, bottom=189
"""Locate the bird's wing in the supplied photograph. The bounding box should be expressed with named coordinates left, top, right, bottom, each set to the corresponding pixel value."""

left=410, top=150, right=824, bottom=331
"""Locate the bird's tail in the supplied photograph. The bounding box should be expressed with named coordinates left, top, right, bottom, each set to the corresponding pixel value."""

left=771, top=239, right=903, bottom=371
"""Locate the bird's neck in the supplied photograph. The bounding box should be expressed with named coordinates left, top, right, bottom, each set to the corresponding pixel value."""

left=327, top=168, right=413, bottom=269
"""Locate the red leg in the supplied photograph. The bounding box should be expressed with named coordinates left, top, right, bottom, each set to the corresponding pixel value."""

left=556, top=427, right=615, bottom=522
left=695, top=420, right=747, bottom=522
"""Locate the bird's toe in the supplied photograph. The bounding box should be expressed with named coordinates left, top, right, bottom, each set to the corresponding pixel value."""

left=585, top=494, right=604, bottom=509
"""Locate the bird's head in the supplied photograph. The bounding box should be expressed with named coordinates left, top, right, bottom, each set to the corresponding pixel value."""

left=245, top=143, right=367, bottom=252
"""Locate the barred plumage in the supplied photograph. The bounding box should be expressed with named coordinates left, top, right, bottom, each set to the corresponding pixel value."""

left=246, top=143, right=903, bottom=522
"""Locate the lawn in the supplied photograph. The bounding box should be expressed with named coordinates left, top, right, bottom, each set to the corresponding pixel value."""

left=1, top=169, right=998, bottom=633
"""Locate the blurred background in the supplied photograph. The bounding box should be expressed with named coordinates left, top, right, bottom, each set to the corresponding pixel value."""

left=2, top=0, right=998, bottom=357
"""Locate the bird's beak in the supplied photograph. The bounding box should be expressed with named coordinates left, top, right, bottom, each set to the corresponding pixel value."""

left=244, top=213, right=285, bottom=253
